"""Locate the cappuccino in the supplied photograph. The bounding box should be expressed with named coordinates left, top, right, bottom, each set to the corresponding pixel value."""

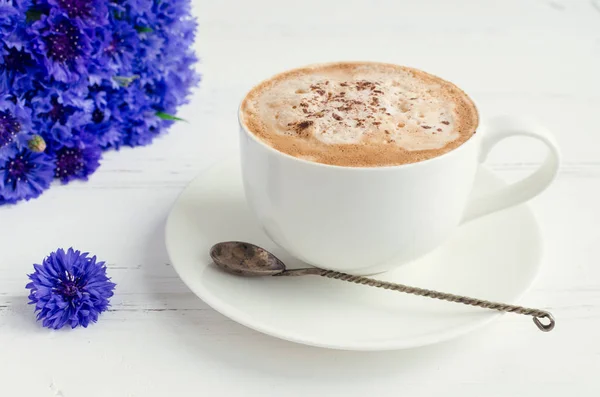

left=240, top=62, right=478, bottom=167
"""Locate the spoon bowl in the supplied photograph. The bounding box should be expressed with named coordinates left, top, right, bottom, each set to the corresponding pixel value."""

left=210, top=241, right=286, bottom=276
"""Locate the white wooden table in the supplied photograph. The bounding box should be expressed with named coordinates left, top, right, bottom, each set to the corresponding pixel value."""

left=1, top=0, right=599, bottom=395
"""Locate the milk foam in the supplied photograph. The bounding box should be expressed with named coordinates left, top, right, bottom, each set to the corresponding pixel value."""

left=241, top=63, right=478, bottom=167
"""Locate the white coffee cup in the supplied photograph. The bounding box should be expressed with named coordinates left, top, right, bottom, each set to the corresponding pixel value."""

left=239, top=105, right=560, bottom=275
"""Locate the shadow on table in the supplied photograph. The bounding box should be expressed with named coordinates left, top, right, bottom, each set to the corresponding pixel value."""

left=140, top=218, right=485, bottom=379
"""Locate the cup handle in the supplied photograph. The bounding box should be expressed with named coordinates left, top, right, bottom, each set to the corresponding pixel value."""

left=462, top=116, right=561, bottom=222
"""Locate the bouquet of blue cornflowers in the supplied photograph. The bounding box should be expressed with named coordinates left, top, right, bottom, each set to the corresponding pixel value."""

left=0, top=0, right=199, bottom=204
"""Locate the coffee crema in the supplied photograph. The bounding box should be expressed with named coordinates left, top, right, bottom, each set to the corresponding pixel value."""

left=240, top=62, right=479, bottom=167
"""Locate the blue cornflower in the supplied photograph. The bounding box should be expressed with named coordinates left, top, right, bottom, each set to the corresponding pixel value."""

left=31, top=84, right=93, bottom=145
left=96, top=19, right=139, bottom=75
left=26, top=248, right=116, bottom=330
left=0, top=147, right=54, bottom=203
left=32, top=10, right=92, bottom=83
left=0, top=44, right=39, bottom=92
left=54, top=133, right=101, bottom=182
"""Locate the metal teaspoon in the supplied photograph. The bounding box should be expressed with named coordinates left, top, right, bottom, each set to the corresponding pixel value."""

left=209, top=241, right=555, bottom=332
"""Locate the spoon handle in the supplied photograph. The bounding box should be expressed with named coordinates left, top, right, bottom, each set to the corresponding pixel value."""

left=306, top=269, right=555, bottom=332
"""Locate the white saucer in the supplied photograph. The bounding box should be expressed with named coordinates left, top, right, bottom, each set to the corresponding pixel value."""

left=165, top=157, right=543, bottom=351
